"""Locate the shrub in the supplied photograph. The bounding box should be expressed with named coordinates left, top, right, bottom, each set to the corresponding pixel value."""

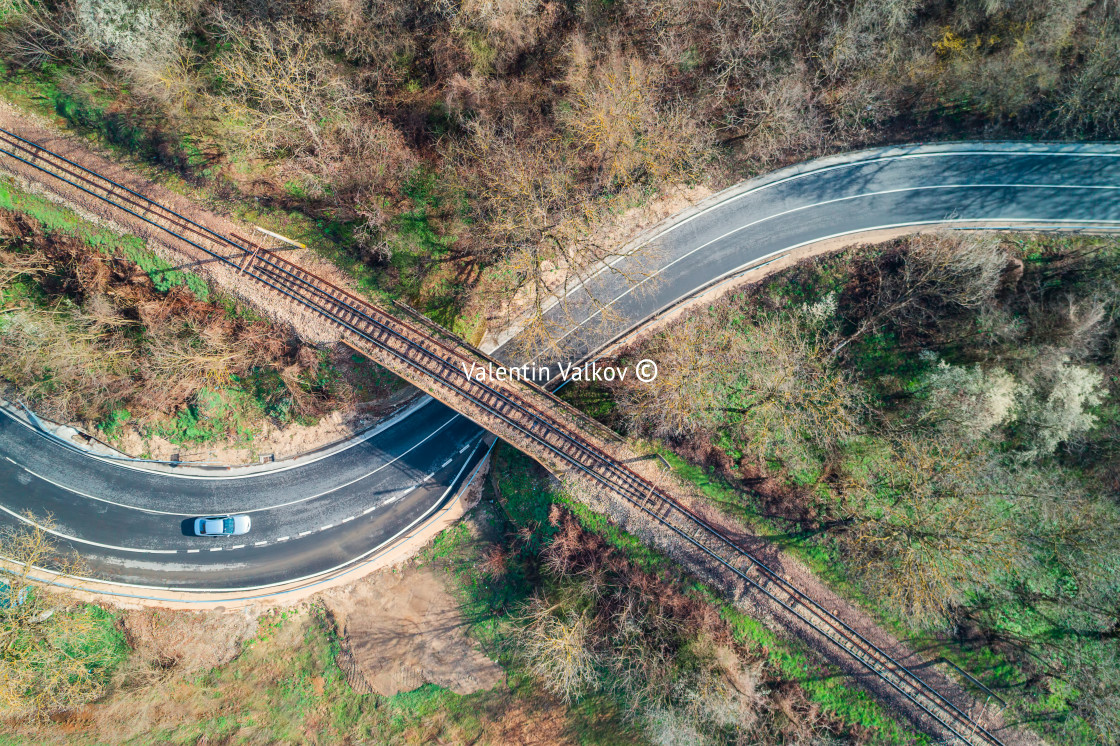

left=843, top=231, right=1010, bottom=345
left=0, top=519, right=129, bottom=721
left=509, top=597, right=599, bottom=704
left=1012, top=352, right=1104, bottom=457
left=73, top=0, right=180, bottom=62
left=916, top=358, right=1018, bottom=440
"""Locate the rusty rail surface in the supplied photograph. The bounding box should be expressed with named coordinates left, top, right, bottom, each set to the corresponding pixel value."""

left=0, top=127, right=1005, bottom=745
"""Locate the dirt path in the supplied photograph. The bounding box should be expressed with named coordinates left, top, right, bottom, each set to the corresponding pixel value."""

left=322, top=561, right=502, bottom=696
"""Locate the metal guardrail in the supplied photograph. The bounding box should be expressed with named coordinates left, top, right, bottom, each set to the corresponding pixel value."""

left=0, top=127, right=1006, bottom=746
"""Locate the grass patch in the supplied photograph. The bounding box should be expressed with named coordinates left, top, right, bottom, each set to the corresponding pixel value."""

left=0, top=177, right=208, bottom=299
left=86, top=605, right=576, bottom=746
left=146, top=387, right=260, bottom=446
left=464, top=445, right=925, bottom=745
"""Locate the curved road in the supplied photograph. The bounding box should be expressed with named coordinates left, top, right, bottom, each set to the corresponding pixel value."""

left=3, top=142, right=1119, bottom=597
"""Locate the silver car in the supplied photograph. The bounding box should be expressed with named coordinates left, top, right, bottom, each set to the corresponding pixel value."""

left=194, top=515, right=251, bottom=537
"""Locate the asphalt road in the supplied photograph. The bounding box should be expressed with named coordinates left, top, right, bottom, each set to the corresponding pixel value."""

left=3, top=142, right=1119, bottom=595
left=0, top=401, right=486, bottom=591
left=500, top=143, right=1120, bottom=371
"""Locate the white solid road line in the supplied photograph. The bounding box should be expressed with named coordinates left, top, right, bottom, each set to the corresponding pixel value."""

left=1, top=416, right=466, bottom=517
left=541, top=182, right=1120, bottom=353
left=0, top=438, right=490, bottom=596
left=0, top=504, right=179, bottom=554
left=545, top=147, right=1120, bottom=310
left=1, top=474, right=421, bottom=553
left=2, top=392, right=443, bottom=481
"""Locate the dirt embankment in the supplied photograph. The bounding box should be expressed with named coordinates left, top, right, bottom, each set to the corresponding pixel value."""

left=322, top=562, right=502, bottom=697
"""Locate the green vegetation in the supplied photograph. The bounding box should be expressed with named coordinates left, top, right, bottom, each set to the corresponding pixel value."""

left=424, top=445, right=922, bottom=745
left=0, top=177, right=207, bottom=298
left=0, top=521, right=129, bottom=720
left=7, top=0, right=1113, bottom=351
left=4, top=601, right=575, bottom=744
left=0, top=181, right=397, bottom=453
left=600, top=231, right=1120, bottom=744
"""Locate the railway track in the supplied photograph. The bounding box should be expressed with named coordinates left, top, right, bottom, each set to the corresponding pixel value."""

left=0, top=128, right=1004, bottom=745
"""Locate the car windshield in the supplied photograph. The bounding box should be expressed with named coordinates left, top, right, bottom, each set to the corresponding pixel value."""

left=222, top=518, right=235, bottom=533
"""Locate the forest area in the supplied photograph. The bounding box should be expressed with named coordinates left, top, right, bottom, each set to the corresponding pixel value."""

left=1, top=2, right=1119, bottom=745
left=0, top=0, right=1118, bottom=351
left=585, top=231, right=1120, bottom=744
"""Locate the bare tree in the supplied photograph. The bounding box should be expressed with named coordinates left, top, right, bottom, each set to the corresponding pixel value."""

left=561, top=48, right=712, bottom=191
left=840, top=434, right=1023, bottom=621
left=454, top=121, right=665, bottom=360
left=508, top=594, right=600, bottom=703
left=837, top=231, right=1010, bottom=354
left=207, top=13, right=366, bottom=158
left=0, top=0, right=77, bottom=68
left=1051, top=21, right=1120, bottom=139
left=0, top=515, right=115, bottom=720
left=0, top=306, right=133, bottom=421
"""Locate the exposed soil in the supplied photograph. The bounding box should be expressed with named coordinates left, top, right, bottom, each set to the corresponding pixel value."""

left=321, top=561, right=502, bottom=697
left=119, top=607, right=259, bottom=675
left=477, top=700, right=576, bottom=746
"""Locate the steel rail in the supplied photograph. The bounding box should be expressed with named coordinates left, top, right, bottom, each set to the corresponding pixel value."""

left=0, top=134, right=1005, bottom=746
left=0, top=134, right=998, bottom=745
left=0, top=127, right=622, bottom=450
